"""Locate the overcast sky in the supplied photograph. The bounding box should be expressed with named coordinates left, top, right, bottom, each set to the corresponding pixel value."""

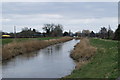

left=1, top=2, right=118, bottom=33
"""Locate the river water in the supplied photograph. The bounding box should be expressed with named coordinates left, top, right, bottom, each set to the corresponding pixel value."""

left=2, top=39, right=80, bottom=78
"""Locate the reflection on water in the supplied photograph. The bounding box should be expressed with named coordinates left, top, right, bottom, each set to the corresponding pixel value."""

left=55, top=44, right=62, bottom=51
left=2, top=39, right=80, bottom=78
left=3, top=51, right=39, bottom=66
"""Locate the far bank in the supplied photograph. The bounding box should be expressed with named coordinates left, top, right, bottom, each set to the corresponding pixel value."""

left=2, top=37, right=73, bottom=61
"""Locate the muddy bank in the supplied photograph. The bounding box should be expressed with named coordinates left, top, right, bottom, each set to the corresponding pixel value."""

left=70, top=38, right=96, bottom=69
left=2, top=37, right=73, bottom=61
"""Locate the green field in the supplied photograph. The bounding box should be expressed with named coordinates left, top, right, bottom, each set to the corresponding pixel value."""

left=1, top=37, right=61, bottom=45
left=67, top=38, right=118, bottom=78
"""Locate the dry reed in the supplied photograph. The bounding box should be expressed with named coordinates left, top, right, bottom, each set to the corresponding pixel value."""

left=70, top=38, right=97, bottom=69
left=2, top=37, right=73, bottom=60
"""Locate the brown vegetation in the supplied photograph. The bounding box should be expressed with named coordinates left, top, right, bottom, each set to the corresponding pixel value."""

left=70, top=38, right=96, bottom=69
left=2, top=37, right=73, bottom=61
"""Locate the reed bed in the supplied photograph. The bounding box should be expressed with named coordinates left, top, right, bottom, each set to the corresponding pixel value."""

left=70, top=38, right=96, bottom=69
left=2, top=37, right=73, bottom=61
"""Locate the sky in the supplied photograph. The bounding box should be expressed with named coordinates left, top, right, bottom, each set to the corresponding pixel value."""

left=1, top=0, right=119, bottom=2
left=1, top=2, right=118, bottom=33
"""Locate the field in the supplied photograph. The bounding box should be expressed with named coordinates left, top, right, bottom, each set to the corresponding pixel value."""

left=1, top=37, right=61, bottom=45
left=67, top=38, right=118, bottom=78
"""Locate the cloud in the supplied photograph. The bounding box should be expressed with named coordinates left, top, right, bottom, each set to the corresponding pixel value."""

left=7, top=14, right=63, bottom=19
left=2, top=16, right=117, bottom=33
left=2, top=2, right=118, bottom=33
left=2, top=13, right=64, bottom=25
left=2, top=2, right=117, bottom=18
left=0, top=18, right=11, bottom=22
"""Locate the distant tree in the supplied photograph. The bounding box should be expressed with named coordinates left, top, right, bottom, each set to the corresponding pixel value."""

left=90, top=31, right=96, bottom=37
left=82, top=30, right=90, bottom=37
left=42, top=32, right=46, bottom=37
left=63, top=31, right=69, bottom=36
left=114, top=24, right=120, bottom=40
left=2, top=32, right=9, bottom=35
left=9, top=32, right=14, bottom=37
left=75, top=31, right=81, bottom=37
left=18, top=27, right=41, bottom=38
left=2, top=32, right=5, bottom=35
left=42, top=24, right=54, bottom=36
left=96, top=33, right=100, bottom=38
left=42, top=23, right=63, bottom=37
left=33, top=29, right=36, bottom=32
left=52, top=24, right=63, bottom=37
left=99, top=27, right=108, bottom=39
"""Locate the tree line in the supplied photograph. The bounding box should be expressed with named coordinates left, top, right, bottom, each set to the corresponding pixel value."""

left=1, top=23, right=120, bottom=40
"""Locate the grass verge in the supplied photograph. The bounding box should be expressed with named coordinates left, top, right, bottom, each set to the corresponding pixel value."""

left=1, top=37, right=61, bottom=45
left=66, top=38, right=118, bottom=78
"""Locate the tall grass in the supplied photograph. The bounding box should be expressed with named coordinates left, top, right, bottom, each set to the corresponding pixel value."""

left=70, top=38, right=96, bottom=63
left=2, top=37, right=73, bottom=60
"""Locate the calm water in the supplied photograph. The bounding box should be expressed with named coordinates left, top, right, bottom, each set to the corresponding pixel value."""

left=2, top=39, right=80, bottom=78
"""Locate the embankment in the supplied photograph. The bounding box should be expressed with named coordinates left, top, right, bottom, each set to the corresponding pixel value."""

left=66, top=38, right=118, bottom=78
left=2, top=37, right=73, bottom=61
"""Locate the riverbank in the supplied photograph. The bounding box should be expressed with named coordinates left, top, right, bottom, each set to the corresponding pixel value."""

left=66, top=38, right=118, bottom=78
left=2, top=37, right=73, bottom=61
left=1, top=37, right=61, bottom=45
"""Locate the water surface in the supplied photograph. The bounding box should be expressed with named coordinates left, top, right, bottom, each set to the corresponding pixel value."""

left=2, top=39, right=79, bottom=78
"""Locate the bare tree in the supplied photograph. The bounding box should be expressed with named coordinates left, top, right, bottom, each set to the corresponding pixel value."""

left=82, top=30, right=90, bottom=37
left=42, top=23, right=63, bottom=37
left=42, top=24, right=54, bottom=34
left=52, top=24, right=63, bottom=37
left=99, top=27, right=108, bottom=39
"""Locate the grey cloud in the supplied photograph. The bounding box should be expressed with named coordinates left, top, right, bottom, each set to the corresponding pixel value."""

left=2, top=2, right=118, bottom=32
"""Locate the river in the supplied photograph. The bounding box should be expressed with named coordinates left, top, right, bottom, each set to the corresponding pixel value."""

left=2, top=39, right=80, bottom=78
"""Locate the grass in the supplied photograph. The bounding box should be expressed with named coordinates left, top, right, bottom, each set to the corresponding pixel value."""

left=37, top=37, right=60, bottom=40
left=1, top=37, right=61, bottom=45
left=67, top=38, right=118, bottom=78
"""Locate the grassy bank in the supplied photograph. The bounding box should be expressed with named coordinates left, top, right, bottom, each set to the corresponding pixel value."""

left=2, top=37, right=72, bottom=61
left=67, top=38, right=118, bottom=78
left=1, top=37, right=61, bottom=45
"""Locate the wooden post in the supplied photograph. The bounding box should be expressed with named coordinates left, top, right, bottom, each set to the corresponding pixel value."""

left=14, top=26, right=16, bottom=39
